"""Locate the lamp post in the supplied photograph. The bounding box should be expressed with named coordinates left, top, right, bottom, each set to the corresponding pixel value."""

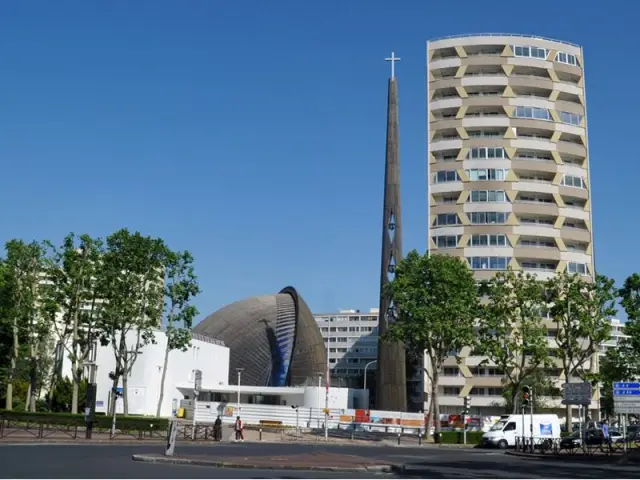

left=236, top=368, right=244, bottom=414
left=316, top=372, right=323, bottom=429
left=363, top=360, right=377, bottom=392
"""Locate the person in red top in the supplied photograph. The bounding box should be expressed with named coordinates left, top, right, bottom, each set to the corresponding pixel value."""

left=234, top=416, right=244, bottom=441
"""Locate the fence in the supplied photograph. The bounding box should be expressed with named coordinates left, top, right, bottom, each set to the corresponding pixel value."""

left=514, top=434, right=637, bottom=457
left=186, top=400, right=425, bottom=433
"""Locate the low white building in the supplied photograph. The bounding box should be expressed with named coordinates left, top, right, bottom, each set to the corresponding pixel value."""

left=60, top=329, right=230, bottom=417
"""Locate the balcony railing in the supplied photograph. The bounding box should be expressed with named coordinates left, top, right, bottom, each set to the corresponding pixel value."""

left=430, top=33, right=580, bottom=48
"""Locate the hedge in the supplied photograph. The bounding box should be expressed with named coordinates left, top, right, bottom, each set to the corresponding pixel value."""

left=0, top=410, right=169, bottom=430
left=438, top=430, right=484, bottom=445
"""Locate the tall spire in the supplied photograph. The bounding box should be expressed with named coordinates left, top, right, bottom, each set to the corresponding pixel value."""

left=375, top=53, right=407, bottom=412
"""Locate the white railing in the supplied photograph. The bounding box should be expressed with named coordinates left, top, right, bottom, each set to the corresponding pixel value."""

left=430, top=33, right=580, bottom=48
left=191, top=332, right=225, bottom=346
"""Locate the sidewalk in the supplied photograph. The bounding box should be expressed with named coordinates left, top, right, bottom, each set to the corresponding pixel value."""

left=506, top=449, right=640, bottom=465
left=132, top=451, right=401, bottom=473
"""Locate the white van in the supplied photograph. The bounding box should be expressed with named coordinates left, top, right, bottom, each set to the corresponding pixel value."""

left=481, top=414, right=561, bottom=449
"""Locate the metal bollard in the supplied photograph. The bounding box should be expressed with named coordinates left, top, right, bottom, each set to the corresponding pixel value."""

left=418, top=432, right=422, bottom=446
left=397, top=433, right=401, bottom=446
left=351, top=429, right=355, bottom=441
left=259, top=428, right=262, bottom=441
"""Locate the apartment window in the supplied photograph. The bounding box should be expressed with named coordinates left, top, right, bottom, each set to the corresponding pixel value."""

left=443, top=367, right=460, bottom=376
left=443, top=387, right=461, bottom=396
left=515, top=106, right=551, bottom=121
left=559, top=111, right=582, bottom=126
left=487, top=388, right=505, bottom=396
left=468, top=147, right=505, bottom=159
left=567, top=262, right=588, bottom=275
left=433, top=235, right=460, bottom=248
left=337, top=337, right=348, bottom=343
left=563, top=175, right=584, bottom=188
left=468, top=256, right=510, bottom=270
left=466, top=168, right=507, bottom=181
left=469, top=190, right=507, bottom=203
left=555, top=51, right=577, bottom=66
left=470, top=212, right=507, bottom=225
left=435, top=213, right=460, bottom=226
left=514, top=45, right=547, bottom=59
left=470, top=234, right=508, bottom=247
left=434, top=170, right=461, bottom=183
left=348, top=326, right=359, bottom=332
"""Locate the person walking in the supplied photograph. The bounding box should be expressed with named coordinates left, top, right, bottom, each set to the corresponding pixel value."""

left=214, top=415, right=222, bottom=441
left=234, top=415, right=244, bottom=442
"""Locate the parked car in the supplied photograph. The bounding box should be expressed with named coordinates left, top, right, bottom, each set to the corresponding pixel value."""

left=560, top=428, right=623, bottom=449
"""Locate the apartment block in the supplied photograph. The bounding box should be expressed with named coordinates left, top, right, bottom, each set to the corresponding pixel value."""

left=426, top=33, right=595, bottom=417
left=314, top=309, right=379, bottom=388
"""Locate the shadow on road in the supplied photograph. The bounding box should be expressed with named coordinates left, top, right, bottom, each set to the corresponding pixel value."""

left=396, top=457, right=637, bottom=479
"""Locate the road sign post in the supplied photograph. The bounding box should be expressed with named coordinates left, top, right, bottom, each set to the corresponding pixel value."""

left=613, top=382, right=640, bottom=414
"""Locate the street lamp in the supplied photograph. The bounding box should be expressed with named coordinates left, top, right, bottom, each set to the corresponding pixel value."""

left=236, top=368, right=244, bottom=414
left=316, top=372, right=323, bottom=429
left=363, top=360, right=377, bottom=392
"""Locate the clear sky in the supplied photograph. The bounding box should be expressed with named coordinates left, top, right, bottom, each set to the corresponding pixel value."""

left=0, top=1, right=636, bottom=322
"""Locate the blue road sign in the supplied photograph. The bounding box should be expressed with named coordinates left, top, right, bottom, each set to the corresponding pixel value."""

left=614, top=382, right=640, bottom=389
left=613, top=389, right=640, bottom=396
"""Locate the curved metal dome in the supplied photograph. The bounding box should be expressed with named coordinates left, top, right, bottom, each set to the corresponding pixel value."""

left=194, top=286, right=326, bottom=387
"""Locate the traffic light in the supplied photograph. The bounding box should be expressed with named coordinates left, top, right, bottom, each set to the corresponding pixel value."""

left=522, top=385, right=531, bottom=408
left=463, top=395, right=471, bottom=415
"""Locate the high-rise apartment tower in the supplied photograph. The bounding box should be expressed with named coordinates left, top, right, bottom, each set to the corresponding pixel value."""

left=427, top=34, right=595, bottom=415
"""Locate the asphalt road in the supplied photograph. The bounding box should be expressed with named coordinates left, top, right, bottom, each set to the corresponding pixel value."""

left=0, top=442, right=638, bottom=478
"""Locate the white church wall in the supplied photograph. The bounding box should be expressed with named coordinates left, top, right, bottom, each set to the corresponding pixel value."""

left=60, top=329, right=229, bottom=417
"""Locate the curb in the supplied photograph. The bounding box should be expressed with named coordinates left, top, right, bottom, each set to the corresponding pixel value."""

left=131, top=454, right=400, bottom=473
left=505, top=450, right=639, bottom=465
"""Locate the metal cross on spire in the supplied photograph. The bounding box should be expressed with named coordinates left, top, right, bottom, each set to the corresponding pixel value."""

left=385, top=52, right=401, bottom=79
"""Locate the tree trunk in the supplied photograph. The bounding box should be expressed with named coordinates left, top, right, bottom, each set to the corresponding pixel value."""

left=511, top=389, right=519, bottom=414
left=431, top=372, right=441, bottom=444
left=6, top=358, right=15, bottom=411
left=71, top=367, right=79, bottom=415
left=109, top=376, right=119, bottom=416
left=25, top=383, right=31, bottom=411
left=122, top=371, right=129, bottom=416
left=156, top=341, right=171, bottom=417
left=29, top=352, right=37, bottom=412
left=424, top=395, right=434, bottom=442
left=6, top=317, right=20, bottom=411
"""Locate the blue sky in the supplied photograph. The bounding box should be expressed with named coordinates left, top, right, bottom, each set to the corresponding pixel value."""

left=0, top=1, right=636, bottom=322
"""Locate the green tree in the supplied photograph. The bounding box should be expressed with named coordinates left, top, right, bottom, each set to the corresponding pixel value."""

left=596, top=273, right=640, bottom=420
left=545, top=272, right=617, bottom=432
left=383, top=251, right=478, bottom=443
left=41, top=234, right=104, bottom=414
left=477, top=269, right=552, bottom=414
left=3, top=240, right=49, bottom=411
left=97, top=229, right=166, bottom=415
left=49, top=376, right=88, bottom=412
left=156, top=250, right=200, bottom=416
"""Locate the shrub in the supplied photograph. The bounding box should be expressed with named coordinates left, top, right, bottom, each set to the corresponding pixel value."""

left=438, top=430, right=484, bottom=445
left=0, top=410, right=169, bottom=430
